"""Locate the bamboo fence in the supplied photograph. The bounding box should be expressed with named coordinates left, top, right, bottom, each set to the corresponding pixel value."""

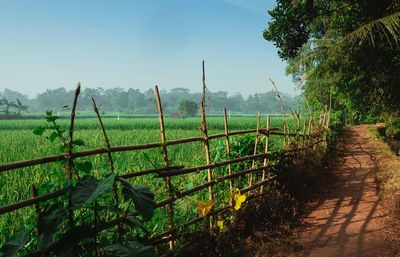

left=0, top=83, right=330, bottom=255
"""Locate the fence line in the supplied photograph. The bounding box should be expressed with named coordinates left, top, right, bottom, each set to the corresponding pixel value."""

left=0, top=83, right=331, bottom=256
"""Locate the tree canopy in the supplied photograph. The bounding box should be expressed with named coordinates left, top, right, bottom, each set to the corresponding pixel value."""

left=264, top=0, right=400, bottom=123
left=0, top=87, right=299, bottom=116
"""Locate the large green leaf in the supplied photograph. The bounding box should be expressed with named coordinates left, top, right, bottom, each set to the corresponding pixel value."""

left=70, top=174, right=116, bottom=210
left=72, top=139, right=85, bottom=146
left=105, top=242, right=156, bottom=257
left=0, top=229, right=29, bottom=257
left=119, top=178, right=156, bottom=221
left=38, top=207, right=67, bottom=251
left=75, top=161, right=93, bottom=174
left=33, top=126, right=45, bottom=136
left=52, top=225, right=94, bottom=255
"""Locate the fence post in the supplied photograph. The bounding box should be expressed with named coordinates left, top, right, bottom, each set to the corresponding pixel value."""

left=200, top=100, right=215, bottom=229
left=154, top=85, right=175, bottom=251
left=249, top=111, right=260, bottom=187
left=92, top=99, right=118, bottom=204
left=223, top=108, right=233, bottom=191
left=92, top=98, right=122, bottom=243
left=32, top=184, right=40, bottom=236
left=66, top=83, right=80, bottom=257
left=260, top=115, right=270, bottom=193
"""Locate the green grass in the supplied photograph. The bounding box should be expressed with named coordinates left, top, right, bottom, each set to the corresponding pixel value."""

left=0, top=116, right=302, bottom=245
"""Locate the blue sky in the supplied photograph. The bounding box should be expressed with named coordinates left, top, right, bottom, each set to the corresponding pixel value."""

left=0, top=0, right=297, bottom=98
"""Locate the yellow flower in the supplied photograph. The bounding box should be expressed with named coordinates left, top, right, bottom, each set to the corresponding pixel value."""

left=217, top=218, right=224, bottom=232
left=197, top=199, right=213, bottom=217
left=231, top=188, right=246, bottom=211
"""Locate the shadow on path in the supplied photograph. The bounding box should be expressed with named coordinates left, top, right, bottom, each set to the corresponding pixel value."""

left=298, top=126, right=389, bottom=257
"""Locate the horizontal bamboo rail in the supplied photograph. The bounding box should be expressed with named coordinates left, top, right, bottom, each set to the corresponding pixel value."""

left=0, top=128, right=295, bottom=173
left=157, top=152, right=270, bottom=177
left=0, top=165, right=184, bottom=215
left=0, top=138, right=324, bottom=215
left=147, top=176, right=276, bottom=245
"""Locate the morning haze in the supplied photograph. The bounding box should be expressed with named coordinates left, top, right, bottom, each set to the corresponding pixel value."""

left=0, top=0, right=296, bottom=98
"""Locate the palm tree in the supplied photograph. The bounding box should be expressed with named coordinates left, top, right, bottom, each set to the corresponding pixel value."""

left=14, top=99, right=29, bottom=117
left=0, top=97, right=15, bottom=117
left=344, top=11, right=400, bottom=47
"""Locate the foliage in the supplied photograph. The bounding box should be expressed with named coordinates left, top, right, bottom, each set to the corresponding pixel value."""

left=386, top=116, right=400, bottom=139
left=0, top=112, right=158, bottom=256
left=178, top=100, right=198, bottom=117
left=0, top=87, right=300, bottom=115
left=105, top=242, right=156, bottom=257
left=0, top=229, right=29, bottom=257
left=0, top=114, right=304, bottom=255
left=264, top=0, right=400, bottom=124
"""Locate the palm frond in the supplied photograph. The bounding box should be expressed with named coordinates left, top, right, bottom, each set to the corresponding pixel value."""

left=343, top=11, right=400, bottom=47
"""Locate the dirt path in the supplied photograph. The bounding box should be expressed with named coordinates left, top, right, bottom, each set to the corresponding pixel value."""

left=298, top=126, right=390, bottom=257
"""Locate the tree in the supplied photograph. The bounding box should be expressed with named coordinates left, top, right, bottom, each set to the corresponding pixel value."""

left=178, top=100, right=198, bottom=117
left=14, top=99, right=29, bottom=117
left=0, top=97, right=15, bottom=116
left=264, top=0, right=400, bottom=123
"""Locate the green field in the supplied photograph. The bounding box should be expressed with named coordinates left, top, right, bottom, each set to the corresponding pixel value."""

left=0, top=116, right=301, bottom=244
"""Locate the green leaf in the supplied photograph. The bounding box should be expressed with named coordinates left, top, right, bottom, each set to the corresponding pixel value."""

left=126, top=214, right=149, bottom=236
left=70, top=174, right=116, bottom=210
left=75, top=161, right=93, bottom=174
left=58, top=145, right=65, bottom=153
left=0, top=229, right=29, bottom=257
left=33, top=127, right=45, bottom=136
left=52, top=225, right=94, bottom=256
left=38, top=207, right=67, bottom=251
left=49, top=131, right=59, bottom=142
left=46, top=116, right=59, bottom=122
left=119, top=178, right=156, bottom=221
left=46, top=111, right=52, bottom=116
left=73, top=139, right=85, bottom=146
left=105, top=242, right=156, bottom=257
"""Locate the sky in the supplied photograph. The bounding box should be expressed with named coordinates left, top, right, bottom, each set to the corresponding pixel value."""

left=0, top=0, right=298, bottom=98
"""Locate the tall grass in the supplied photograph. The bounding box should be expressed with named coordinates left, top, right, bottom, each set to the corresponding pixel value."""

left=0, top=116, right=301, bottom=243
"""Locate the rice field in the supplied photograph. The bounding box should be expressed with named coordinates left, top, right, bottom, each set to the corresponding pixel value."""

left=0, top=116, right=300, bottom=244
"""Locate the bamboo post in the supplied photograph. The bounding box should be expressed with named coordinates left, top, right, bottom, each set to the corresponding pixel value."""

left=249, top=111, right=260, bottom=187
left=92, top=98, right=123, bottom=241
left=200, top=100, right=215, bottom=228
left=260, top=115, right=270, bottom=193
left=66, top=83, right=80, bottom=180
left=32, top=184, right=40, bottom=236
left=223, top=108, right=233, bottom=191
left=296, top=100, right=300, bottom=150
left=269, top=79, right=288, bottom=147
left=92, top=99, right=119, bottom=204
left=66, top=83, right=80, bottom=257
left=202, top=60, right=207, bottom=107
left=201, top=61, right=214, bottom=228
left=154, top=85, right=175, bottom=251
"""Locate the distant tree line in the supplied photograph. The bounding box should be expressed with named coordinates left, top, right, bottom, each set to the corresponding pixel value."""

left=0, top=87, right=299, bottom=116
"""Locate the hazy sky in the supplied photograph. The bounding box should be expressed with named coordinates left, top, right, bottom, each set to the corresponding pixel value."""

left=0, top=0, right=298, bottom=98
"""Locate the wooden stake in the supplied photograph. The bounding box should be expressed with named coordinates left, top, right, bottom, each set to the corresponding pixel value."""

left=202, top=60, right=207, bottom=107
left=200, top=100, right=214, bottom=228
left=92, top=98, right=123, bottom=239
left=269, top=79, right=289, bottom=146
left=260, top=115, right=270, bottom=193
left=223, top=108, right=233, bottom=191
left=67, top=83, right=80, bottom=257
left=154, top=85, right=175, bottom=251
left=249, top=111, right=260, bottom=187
left=32, top=184, right=40, bottom=236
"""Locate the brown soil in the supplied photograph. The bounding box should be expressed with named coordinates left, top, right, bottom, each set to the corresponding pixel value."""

left=298, top=126, right=390, bottom=257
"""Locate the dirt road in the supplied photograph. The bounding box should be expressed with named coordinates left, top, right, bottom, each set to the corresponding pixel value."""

left=298, top=126, right=390, bottom=257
